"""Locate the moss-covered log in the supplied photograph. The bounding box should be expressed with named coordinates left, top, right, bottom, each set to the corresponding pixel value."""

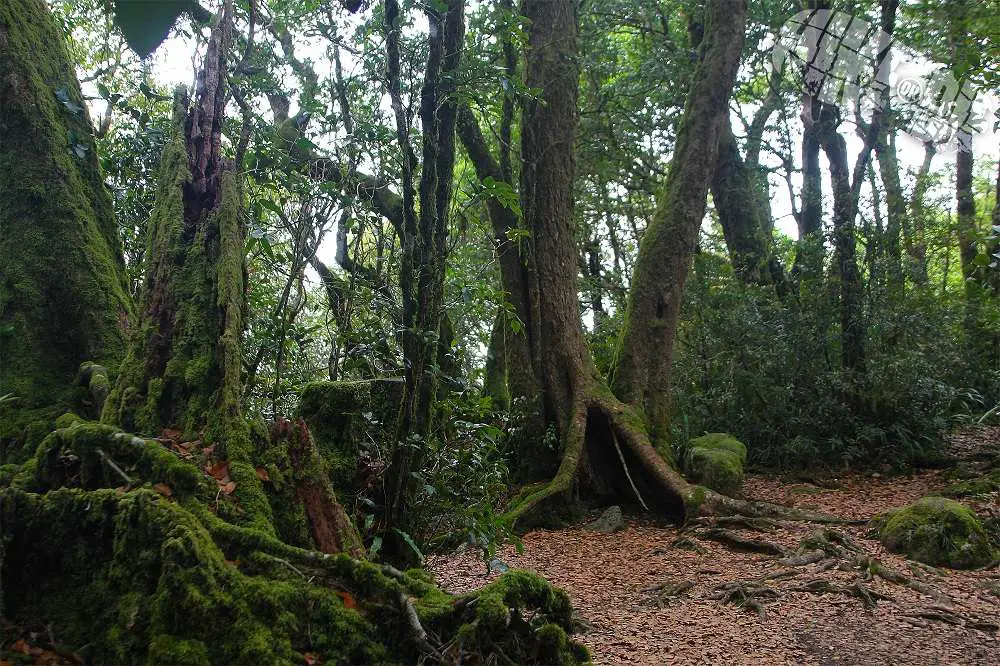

left=0, top=0, right=132, bottom=416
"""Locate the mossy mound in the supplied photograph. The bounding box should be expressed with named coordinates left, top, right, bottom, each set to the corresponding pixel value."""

left=0, top=419, right=588, bottom=665
left=296, top=379, right=401, bottom=505
left=872, top=496, right=996, bottom=569
left=683, top=433, right=747, bottom=497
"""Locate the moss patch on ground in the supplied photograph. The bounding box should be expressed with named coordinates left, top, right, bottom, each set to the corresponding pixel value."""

left=872, top=496, right=996, bottom=569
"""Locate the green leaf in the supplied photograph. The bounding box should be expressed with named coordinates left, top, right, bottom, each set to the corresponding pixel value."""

left=113, top=0, right=192, bottom=58
left=393, top=528, right=424, bottom=563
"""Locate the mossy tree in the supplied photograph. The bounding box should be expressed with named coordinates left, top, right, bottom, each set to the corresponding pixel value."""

left=1, top=2, right=588, bottom=662
left=0, top=0, right=133, bottom=437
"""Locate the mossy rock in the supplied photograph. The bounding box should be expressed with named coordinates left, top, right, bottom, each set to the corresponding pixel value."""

left=689, top=433, right=747, bottom=464
left=683, top=433, right=746, bottom=497
left=872, top=496, right=996, bottom=569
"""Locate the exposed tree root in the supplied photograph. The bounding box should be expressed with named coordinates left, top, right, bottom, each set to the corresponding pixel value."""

left=504, top=387, right=850, bottom=528
left=709, top=582, right=780, bottom=619
left=642, top=579, right=696, bottom=607
left=789, top=580, right=892, bottom=609
left=692, top=528, right=787, bottom=556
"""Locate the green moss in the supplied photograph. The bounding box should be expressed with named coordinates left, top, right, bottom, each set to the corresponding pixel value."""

left=683, top=436, right=745, bottom=497
left=296, top=381, right=379, bottom=503
left=437, top=570, right=589, bottom=664
left=10, top=422, right=207, bottom=498
left=0, top=404, right=63, bottom=465
left=874, top=496, right=996, bottom=569
left=942, top=469, right=1000, bottom=498
left=1, top=487, right=387, bottom=665
left=0, top=0, right=132, bottom=410
left=689, top=433, right=747, bottom=464
left=54, top=412, right=84, bottom=430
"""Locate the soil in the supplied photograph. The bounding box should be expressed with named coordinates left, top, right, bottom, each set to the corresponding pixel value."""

left=429, top=427, right=1000, bottom=665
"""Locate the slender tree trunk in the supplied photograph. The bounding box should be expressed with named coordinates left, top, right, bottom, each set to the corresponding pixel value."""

left=711, top=114, right=783, bottom=288
left=875, top=120, right=905, bottom=297
left=386, top=0, right=465, bottom=537
left=906, top=141, right=936, bottom=285
left=611, top=0, right=746, bottom=446
left=956, top=145, right=977, bottom=294
left=795, top=109, right=825, bottom=281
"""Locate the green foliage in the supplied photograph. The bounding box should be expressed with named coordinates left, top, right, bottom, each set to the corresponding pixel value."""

left=406, top=392, right=517, bottom=563
left=670, top=252, right=988, bottom=470
left=111, top=0, right=196, bottom=59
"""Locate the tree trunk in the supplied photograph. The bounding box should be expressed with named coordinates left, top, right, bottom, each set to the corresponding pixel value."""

left=874, top=119, right=905, bottom=298
left=956, top=145, right=977, bottom=295
left=611, top=0, right=747, bottom=446
left=711, top=114, right=784, bottom=289
left=906, top=142, right=935, bottom=285
left=794, top=106, right=826, bottom=282
left=505, top=0, right=832, bottom=529
left=385, top=0, right=466, bottom=546
left=0, top=0, right=132, bottom=420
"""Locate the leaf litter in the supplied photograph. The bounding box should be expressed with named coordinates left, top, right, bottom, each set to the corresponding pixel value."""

left=429, top=428, right=1000, bottom=665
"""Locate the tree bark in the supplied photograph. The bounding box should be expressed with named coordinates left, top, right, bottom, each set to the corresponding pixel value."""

left=711, top=113, right=785, bottom=289
left=0, top=0, right=133, bottom=413
left=611, top=0, right=746, bottom=446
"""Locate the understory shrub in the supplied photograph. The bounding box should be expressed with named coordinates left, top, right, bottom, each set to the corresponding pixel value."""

left=669, top=253, right=996, bottom=470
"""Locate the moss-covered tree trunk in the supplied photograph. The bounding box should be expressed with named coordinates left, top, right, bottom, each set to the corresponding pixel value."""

left=711, top=105, right=785, bottom=290
left=2, top=3, right=588, bottom=663
left=610, top=0, right=747, bottom=447
left=0, top=0, right=133, bottom=431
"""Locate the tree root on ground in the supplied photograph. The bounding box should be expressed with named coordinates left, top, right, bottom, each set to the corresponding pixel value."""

left=691, top=528, right=788, bottom=556
left=642, top=579, right=696, bottom=607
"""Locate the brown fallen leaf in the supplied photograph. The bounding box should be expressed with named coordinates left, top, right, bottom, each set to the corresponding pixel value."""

left=12, top=639, right=30, bottom=654
left=255, top=467, right=270, bottom=481
left=206, top=460, right=230, bottom=481
left=221, top=480, right=237, bottom=495
left=336, top=590, right=358, bottom=609
left=303, top=653, right=319, bottom=666
left=160, top=428, right=182, bottom=441
left=153, top=482, right=174, bottom=498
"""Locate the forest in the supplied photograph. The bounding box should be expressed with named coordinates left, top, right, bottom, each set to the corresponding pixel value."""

left=0, top=0, right=998, bottom=663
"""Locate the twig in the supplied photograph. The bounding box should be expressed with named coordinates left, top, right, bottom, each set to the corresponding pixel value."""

left=96, top=447, right=133, bottom=485
left=611, top=428, right=649, bottom=511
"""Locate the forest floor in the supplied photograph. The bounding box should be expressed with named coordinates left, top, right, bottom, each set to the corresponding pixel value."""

left=429, top=427, right=1000, bottom=665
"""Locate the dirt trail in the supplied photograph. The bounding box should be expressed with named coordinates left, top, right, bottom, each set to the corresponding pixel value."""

left=429, top=428, right=1000, bottom=665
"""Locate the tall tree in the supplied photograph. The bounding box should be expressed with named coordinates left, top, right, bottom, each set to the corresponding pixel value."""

left=611, top=0, right=749, bottom=447
left=0, top=0, right=133, bottom=421
left=504, top=0, right=822, bottom=526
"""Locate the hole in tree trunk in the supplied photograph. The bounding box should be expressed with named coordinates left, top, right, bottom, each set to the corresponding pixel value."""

left=583, top=408, right=685, bottom=524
